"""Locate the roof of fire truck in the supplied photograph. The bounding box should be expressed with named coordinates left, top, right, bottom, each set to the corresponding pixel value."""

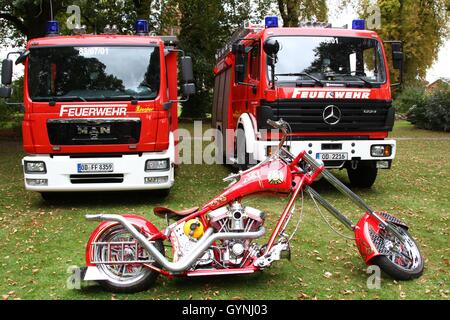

left=215, top=17, right=382, bottom=63
left=27, top=19, right=177, bottom=48
left=27, top=34, right=166, bottom=48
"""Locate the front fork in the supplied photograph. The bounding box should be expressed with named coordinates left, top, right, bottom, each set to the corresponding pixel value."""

left=302, top=153, right=404, bottom=240
left=258, top=152, right=404, bottom=268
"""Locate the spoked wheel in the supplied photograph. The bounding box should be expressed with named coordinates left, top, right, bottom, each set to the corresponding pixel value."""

left=371, top=224, right=424, bottom=280
left=94, top=225, right=164, bottom=293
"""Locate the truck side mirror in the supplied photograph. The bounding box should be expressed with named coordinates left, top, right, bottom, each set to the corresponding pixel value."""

left=263, top=38, right=280, bottom=64
left=2, top=59, right=13, bottom=86
left=0, top=87, right=12, bottom=98
left=232, top=43, right=246, bottom=84
left=181, top=56, right=194, bottom=83
left=182, top=83, right=196, bottom=96
left=391, top=42, right=403, bottom=70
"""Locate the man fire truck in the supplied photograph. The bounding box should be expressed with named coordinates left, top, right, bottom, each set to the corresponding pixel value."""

left=212, top=17, right=403, bottom=188
left=0, top=20, right=195, bottom=199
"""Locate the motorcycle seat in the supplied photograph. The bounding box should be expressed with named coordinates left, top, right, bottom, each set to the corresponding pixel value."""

left=153, top=206, right=199, bottom=220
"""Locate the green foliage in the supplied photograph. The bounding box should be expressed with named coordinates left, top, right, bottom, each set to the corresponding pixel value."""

left=359, top=0, right=449, bottom=86
left=0, top=77, right=23, bottom=127
left=278, top=0, right=328, bottom=26
left=393, top=86, right=427, bottom=114
left=406, top=84, right=450, bottom=132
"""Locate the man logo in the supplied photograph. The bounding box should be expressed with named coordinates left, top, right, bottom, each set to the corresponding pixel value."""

left=323, top=105, right=342, bottom=125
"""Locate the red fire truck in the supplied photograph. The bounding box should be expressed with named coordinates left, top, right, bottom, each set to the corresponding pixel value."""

left=0, top=20, right=195, bottom=199
left=212, top=17, right=403, bottom=188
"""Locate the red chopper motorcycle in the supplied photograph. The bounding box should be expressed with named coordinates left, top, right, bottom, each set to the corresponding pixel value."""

left=83, top=120, right=424, bottom=293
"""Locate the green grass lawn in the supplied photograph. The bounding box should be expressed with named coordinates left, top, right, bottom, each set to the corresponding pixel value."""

left=0, top=121, right=448, bottom=300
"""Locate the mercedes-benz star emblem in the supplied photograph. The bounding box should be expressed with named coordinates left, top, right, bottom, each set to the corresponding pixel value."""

left=323, top=105, right=342, bottom=125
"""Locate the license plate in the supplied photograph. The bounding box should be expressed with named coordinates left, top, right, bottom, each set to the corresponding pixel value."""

left=316, top=153, right=348, bottom=161
left=77, top=163, right=114, bottom=173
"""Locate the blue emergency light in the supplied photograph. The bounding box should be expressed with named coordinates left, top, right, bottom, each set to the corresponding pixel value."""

left=265, top=16, right=279, bottom=28
left=46, top=21, right=60, bottom=35
left=135, top=19, right=149, bottom=34
left=352, top=19, right=366, bottom=30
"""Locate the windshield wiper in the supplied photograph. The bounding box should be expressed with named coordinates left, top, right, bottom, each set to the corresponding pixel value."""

left=49, top=96, right=87, bottom=102
left=275, top=72, right=325, bottom=87
left=104, top=95, right=140, bottom=101
left=331, top=73, right=374, bottom=88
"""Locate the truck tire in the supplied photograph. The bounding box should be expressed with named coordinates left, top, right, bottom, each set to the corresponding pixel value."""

left=347, top=162, right=378, bottom=188
left=153, top=188, right=171, bottom=198
left=215, top=126, right=227, bottom=165
left=40, top=192, right=59, bottom=202
left=235, top=127, right=255, bottom=171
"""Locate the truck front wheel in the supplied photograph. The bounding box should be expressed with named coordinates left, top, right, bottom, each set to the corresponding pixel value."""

left=347, top=162, right=378, bottom=188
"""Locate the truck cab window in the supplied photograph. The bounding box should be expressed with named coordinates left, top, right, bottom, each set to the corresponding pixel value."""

left=28, top=46, right=161, bottom=101
left=269, top=36, right=387, bottom=86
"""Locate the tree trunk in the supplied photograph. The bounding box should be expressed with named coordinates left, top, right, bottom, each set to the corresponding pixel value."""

left=278, top=0, right=300, bottom=27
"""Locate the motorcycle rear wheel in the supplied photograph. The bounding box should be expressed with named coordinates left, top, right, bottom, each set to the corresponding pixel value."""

left=94, top=225, right=165, bottom=293
left=371, top=225, right=424, bottom=280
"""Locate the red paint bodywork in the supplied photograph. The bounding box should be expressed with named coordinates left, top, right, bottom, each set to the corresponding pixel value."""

left=355, top=211, right=408, bottom=263
left=21, top=35, right=179, bottom=155
left=86, top=148, right=323, bottom=276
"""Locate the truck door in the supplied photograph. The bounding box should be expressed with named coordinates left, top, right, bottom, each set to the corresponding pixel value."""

left=247, top=43, right=261, bottom=115
left=231, top=48, right=249, bottom=128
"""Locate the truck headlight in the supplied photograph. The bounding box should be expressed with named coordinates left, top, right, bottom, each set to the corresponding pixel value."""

left=145, top=159, right=170, bottom=171
left=144, top=176, right=169, bottom=184
left=24, top=161, right=47, bottom=174
left=371, top=145, right=392, bottom=157
left=26, top=179, right=48, bottom=186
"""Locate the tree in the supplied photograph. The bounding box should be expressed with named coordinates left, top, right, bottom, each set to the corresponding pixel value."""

left=177, top=0, right=228, bottom=118
left=0, top=0, right=163, bottom=43
left=0, top=0, right=65, bottom=45
left=277, top=0, right=328, bottom=27
left=358, top=0, right=449, bottom=85
left=177, top=0, right=274, bottom=118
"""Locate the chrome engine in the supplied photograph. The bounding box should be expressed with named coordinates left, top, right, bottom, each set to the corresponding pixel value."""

left=169, top=202, right=265, bottom=269
left=208, top=202, right=266, bottom=266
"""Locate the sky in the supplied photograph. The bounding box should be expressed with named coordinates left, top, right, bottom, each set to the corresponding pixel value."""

left=1, top=1, right=449, bottom=83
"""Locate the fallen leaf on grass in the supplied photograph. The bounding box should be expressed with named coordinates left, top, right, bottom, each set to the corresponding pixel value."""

left=298, top=292, right=310, bottom=300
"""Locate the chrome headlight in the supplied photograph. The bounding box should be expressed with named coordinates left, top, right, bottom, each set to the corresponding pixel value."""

left=24, top=161, right=47, bottom=174
left=371, top=145, right=392, bottom=157
left=145, top=159, right=170, bottom=171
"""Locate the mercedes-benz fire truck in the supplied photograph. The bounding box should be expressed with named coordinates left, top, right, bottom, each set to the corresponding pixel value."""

left=0, top=20, right=195, bottom=199
left=212, top=17, right=404, bottom=188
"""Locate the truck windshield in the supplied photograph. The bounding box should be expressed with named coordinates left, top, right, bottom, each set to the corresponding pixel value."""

left=269, top=36, right=386, bottom=87
left=28, top=46, right=160, bottom=101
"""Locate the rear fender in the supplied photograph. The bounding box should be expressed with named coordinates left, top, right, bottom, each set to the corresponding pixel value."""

left=354, top=212, right=408, bottom=264
left=85, top=214, right=161, bottom=267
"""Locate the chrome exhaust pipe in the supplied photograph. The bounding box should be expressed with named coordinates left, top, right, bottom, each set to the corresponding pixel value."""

left=86, top=214, right=265, bottom=273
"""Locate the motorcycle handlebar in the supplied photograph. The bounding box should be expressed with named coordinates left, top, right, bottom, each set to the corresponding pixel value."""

left=267, top=119, right=289, bottom=152
left=267, top=119, right=288, bottom=132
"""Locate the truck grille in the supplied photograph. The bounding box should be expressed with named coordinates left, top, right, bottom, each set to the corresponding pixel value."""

left=258, top=99, right=394, bottom=132
left=70, top=174, right=124, bottom=184
left=47, top=119, right=141, bottom=146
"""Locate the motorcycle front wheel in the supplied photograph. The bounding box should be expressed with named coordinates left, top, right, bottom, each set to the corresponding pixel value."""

left=371, top=225, right=424, bottom=280
left=94, top=225, right=165, bottom=293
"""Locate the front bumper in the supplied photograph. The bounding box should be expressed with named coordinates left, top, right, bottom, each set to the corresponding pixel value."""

left=253, top=139, right=396, bottom=168
left=22, top=151, right=174, bottom=192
